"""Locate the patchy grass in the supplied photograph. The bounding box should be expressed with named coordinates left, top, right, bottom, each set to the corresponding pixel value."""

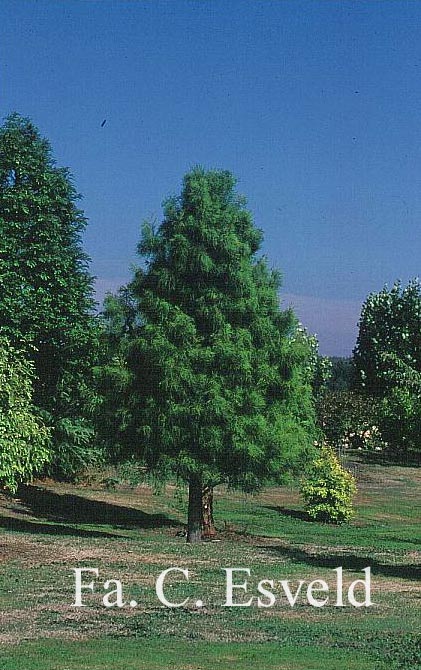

left=0, top=638, right=377, bottom=670
left=0, top=463, right=419, bottom=669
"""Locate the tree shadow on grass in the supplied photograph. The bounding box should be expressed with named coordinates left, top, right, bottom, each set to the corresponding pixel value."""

left=264, top=505, right=311, bottom=522
left=0, top=515, right=122, bottom=539
left=1, top=485, right=180, bottom=539
left=260, top=543, right=420, bottom=580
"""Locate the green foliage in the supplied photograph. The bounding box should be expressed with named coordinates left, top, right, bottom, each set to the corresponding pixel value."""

left=328, top=357, right=353, bottom=391
left=354, top=280, right=421, bottom=397
left=299, top=332, right=332, bottom=397
left=0, top=338, right=50, bottom=492
left=301, top=445, right=357, bottom=523
left=93, top=286, right=137, bottom=460
left=311, top=354, right=332, bottom=396
left=379, top=388, right=421, bottom=461
left=100, top=286, right=138, bottom=357
left=353, top=281, right=421, bottom=460
left=47, top=417, right=98, bottom=482
left=316, top=390, right=382, bottom=452
left=126, top=168, right=317, bottom=492
left=0, top=113, right=100, bottom=477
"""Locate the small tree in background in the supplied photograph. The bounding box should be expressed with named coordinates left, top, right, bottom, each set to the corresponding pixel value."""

left=0, top=338, right=50, bottom=492
left=0, top=114, right=100, bottom=477
left=354, top=280, right=421, bottom=397
left=328, top=357, right=354, bottom=392
left=124, top=168, right=317, bottom=542
left=301, top=445, right=356, bottom=524
left=380, top=388, right=421, bottom=461
left=376, top=353, right=421, bottom=461
left=353, top=280, right=421, bottom=461
left=306, top=337, right=332, bottom=398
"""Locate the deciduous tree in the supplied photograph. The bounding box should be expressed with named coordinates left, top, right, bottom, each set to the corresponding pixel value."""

left=353, top=280, right=421, bottom=461
left=0, top=338, right=50, bottom=492
left=353, top=280, right=421, bottom=396
left=0, top=113, right=99, bottom=476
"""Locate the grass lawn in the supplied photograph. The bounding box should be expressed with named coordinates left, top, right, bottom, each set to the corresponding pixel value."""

left=0, top=461, right=419, bottom=669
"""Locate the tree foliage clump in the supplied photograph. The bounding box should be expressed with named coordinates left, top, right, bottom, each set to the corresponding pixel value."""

left=301, top=445, right=356, bottom=524
left=327, top=357, right=353, bottom=392
left=354, top=280, right=421, bottom=397
left=0, top=338, right=50, bottom=492
left=316, top=390, right=382, bottom=453
left=93, top=286, right=137, bottom=461
left=124, top=168, right=317, bottom=541
left=0, top=113, right=99, bottom=477
left=380, top=386, right=421, bottom=460
left=353, top=280, right=421, bottom=461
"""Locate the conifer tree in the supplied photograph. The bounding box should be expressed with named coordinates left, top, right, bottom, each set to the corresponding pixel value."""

left=127, top=168, right=316, bottom=542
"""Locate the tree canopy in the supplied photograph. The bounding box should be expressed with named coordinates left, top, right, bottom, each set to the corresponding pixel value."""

left=353, top=279, right=421, bottom=397
left=122, top=168, right=317, bottom=541
left=0, top=113, right=99, bottom=476
left=0, top=338, right=50, bottom=492
left=353, top=279, right=421, bottom=461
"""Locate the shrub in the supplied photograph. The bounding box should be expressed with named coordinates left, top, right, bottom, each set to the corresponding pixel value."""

left=379, top=388, right=421, bottom=462
left=0, top=339, right=51, bottom=492
left=300, top=445, right=357, bottom=524
left=48, top=416, right=99, bottom=481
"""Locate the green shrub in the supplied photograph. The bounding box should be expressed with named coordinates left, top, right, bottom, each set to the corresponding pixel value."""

left=0, top=339, right=51, bottom=492
left=379, top=388, right=421, bottom=462
left=47, top=416, right=100, bottom=481
left=300, top=445, right=357, bottom=524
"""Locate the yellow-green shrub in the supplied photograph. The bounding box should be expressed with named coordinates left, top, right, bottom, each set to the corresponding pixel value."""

left=300, top=445, right=356, bottom=524
left=0, top=339, right=51, bottom=492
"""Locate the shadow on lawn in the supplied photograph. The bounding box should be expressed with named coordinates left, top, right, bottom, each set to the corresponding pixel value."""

left=1, top=485, right=179, bottom=538
left=264, top=505, right=310, bottom=522
left=261, top=543, right=420, bottom=580
left=0, top=515, right=122, bottom=539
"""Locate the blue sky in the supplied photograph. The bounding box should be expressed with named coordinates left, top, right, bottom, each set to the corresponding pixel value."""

left=1, top=1, right=420, bottom=355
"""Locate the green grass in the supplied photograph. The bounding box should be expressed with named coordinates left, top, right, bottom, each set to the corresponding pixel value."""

left=0, top=639, right=377, bottom=670
left=0, top=462, right=419, bottom=669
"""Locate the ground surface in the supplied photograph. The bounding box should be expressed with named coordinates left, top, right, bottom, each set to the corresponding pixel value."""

left=0, top=462, right=419, bottom=669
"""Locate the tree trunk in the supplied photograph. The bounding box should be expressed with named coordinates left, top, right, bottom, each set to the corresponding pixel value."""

left=201, top=485, right=216, bottom=539
left=187, top=474, right=202, bottom=543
